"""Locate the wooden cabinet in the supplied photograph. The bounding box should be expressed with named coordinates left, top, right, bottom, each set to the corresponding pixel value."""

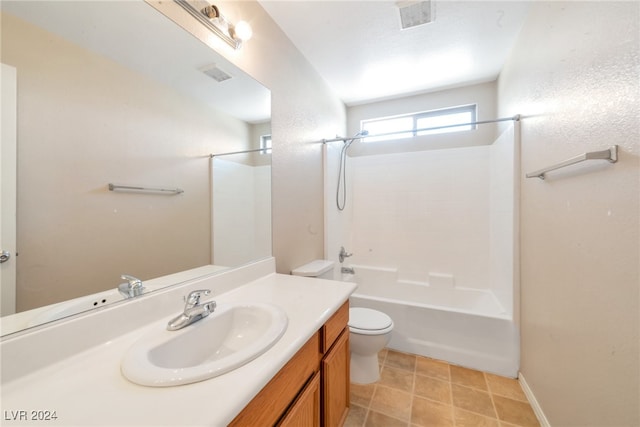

left=321, top=328, right=349, bottom=426
left=320, top=301, right=350, bottom=426
left=229, top=333, right=321, bottom=427
left=278, top=373, right=321, bottom=427
left=321, top=301, right=349, bottom=353
left=230, top=301, right=350, bottom=427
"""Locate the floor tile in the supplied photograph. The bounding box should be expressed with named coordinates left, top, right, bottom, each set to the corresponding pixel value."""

left=454, top=407, right=500, bottom=427
left=350, top=350, right=541, bottom=427
left=379, top=366, right=414, bottom=393
left=486, top=373, right=528, bottom=402
left=350, top=382, right=376, bottom=407
left=451, top=384, right=496, bottom=418
left=365, top=410, right=408, bottom=427
left=450, top=365, right=488, bottom=390
left=415, top=356, right=450, bottom=381
left=493, top=395, right=540, bottom=427
left=345, top=404, right=368, bottom=427
left=370, top=384, right=412, bottom=421
left=385, top=350, right=416, bottom=372
left=413, top=374, right=451, bottom=404
left=411, top=395, right=454, bottom=427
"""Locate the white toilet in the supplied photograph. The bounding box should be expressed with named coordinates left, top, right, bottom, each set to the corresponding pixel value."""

left=291, top=260, right=394, bottom=384
left=348, top=307, right=394, bottom=384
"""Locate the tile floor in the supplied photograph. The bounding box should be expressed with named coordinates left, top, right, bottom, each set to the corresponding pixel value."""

left=346, top=349, right=540, bottom=427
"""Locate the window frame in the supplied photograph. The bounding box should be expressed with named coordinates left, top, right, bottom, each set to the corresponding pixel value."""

left=260, top=134, right=272, bottom=154
left=361, top=104, right=477, bottom=142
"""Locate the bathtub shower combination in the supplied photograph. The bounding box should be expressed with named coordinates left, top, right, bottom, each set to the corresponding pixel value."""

left=325, top=124, right=520, bottom=378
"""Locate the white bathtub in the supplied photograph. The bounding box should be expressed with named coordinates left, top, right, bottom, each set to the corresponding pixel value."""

left=346, top=265, right=519, bottom=377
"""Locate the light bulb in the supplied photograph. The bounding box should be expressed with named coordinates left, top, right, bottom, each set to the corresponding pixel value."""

left=232, top=20, right=252, bottom=42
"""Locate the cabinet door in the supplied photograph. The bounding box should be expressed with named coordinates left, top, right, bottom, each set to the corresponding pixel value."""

left=230, top=333, right=320, bottom=426
left=279, top=372, right=320, bottom=427
left=322, top=329, right=349, bottom=427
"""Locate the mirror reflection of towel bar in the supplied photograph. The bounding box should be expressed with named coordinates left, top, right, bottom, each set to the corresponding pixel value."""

left=526, top=145, right=618, bottom=180
left=108, top=183, right=184, bottom=194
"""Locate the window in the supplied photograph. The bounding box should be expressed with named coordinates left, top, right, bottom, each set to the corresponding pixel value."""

left=260, top=134, right=272, bottom=154
left=361, top=105, right=477, bottom=142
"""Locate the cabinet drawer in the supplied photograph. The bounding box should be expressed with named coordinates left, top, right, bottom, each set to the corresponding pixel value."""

left=321, top=301, right=349, bottom=353
left=230, top=332, right=321, bottom=426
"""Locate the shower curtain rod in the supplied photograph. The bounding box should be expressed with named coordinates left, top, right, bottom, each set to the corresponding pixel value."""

left=321, top=114, right=521, bottom=144
left=209, top=147, right=270, bottom=158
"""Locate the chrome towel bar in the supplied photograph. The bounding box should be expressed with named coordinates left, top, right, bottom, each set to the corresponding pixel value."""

left=108, top=184, right=184, bottom=194
left=526, top=145, right=618, bottom=180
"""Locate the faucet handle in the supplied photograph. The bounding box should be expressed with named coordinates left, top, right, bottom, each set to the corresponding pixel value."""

left=339, top=246, right=353, bottom=263
left=118, top=274, right=145, bottom=298
left=121, top=274, right=142, bottom=287
left=185, top=289, right=211, bottom=308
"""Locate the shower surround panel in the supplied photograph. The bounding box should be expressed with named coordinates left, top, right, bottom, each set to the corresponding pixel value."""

left=334, top=127, right=519, bottom=375
left=349, top=146, right=492, bottom=291
left=344, top=127, right=516, bottom=315
left=212, top=158, right=271, bottom=266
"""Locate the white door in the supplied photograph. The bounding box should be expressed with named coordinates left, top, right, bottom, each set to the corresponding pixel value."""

left=1, top=63, right=17, bottom=316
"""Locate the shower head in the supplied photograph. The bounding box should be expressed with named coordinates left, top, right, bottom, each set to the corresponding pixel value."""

left=345, top=129, right=369, bottom=147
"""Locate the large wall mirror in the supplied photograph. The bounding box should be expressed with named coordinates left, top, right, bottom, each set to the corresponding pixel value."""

left=0, top=0, right=271, bottom=335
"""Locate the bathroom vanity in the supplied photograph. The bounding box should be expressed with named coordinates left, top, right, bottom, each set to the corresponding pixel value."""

left=231, top=301, right=350, bottom=426
left=0, top=258, right=356, bottom=426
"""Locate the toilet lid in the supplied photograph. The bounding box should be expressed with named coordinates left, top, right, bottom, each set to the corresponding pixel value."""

left=349, top=307, right=392, bottom=331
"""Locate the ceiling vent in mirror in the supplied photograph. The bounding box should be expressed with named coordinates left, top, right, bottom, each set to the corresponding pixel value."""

left=200, top=64, right=233, bottom=83
left=397, top=1, right=434, bottom=29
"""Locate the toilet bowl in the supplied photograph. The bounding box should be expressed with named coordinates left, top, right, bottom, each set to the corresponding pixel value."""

left=349, top=307, right=394, bottom=384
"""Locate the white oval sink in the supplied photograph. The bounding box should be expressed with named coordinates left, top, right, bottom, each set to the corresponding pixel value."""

left=121, top=302, right=288, bottom=387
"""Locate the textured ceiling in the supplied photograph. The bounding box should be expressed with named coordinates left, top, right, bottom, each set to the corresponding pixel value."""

left=260, top=1, right=531, bottom=105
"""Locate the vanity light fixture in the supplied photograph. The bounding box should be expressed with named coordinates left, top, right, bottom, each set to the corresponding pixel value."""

left=174, top=0, right=252, bottom=50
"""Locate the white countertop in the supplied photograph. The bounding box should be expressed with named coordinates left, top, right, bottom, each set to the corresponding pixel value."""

left=0, top=269, right=356, bottom=426
left=1, top=265, right=230, bottom=336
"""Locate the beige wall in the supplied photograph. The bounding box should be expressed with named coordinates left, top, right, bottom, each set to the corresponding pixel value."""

left=148, top=1, right=347, bottom=275
left=498, top=2, right=639, bottom=425
left=1, top=12, right=252, bottom=310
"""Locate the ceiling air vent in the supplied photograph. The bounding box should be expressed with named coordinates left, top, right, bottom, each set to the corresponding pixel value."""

left=397, top=1, right=434, bottom=29
left=200, top=64, right=233, bottom=83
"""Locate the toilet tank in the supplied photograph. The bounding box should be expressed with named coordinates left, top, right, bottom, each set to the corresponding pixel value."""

left=291, top=260, right=335, bottom=280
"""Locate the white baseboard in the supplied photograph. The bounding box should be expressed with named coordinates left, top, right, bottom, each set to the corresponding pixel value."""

left=519, top=372, right=551, bottom=427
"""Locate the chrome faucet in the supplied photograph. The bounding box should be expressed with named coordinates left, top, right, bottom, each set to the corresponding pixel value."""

left=339, top=246, right=353, bottom=263
left=118, top=274, right=145, bottom=299
left=167, top=289, right=216, bottom=331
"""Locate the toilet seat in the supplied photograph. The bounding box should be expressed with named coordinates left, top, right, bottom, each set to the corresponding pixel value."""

left=349, top=307, right=394, bottom=336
